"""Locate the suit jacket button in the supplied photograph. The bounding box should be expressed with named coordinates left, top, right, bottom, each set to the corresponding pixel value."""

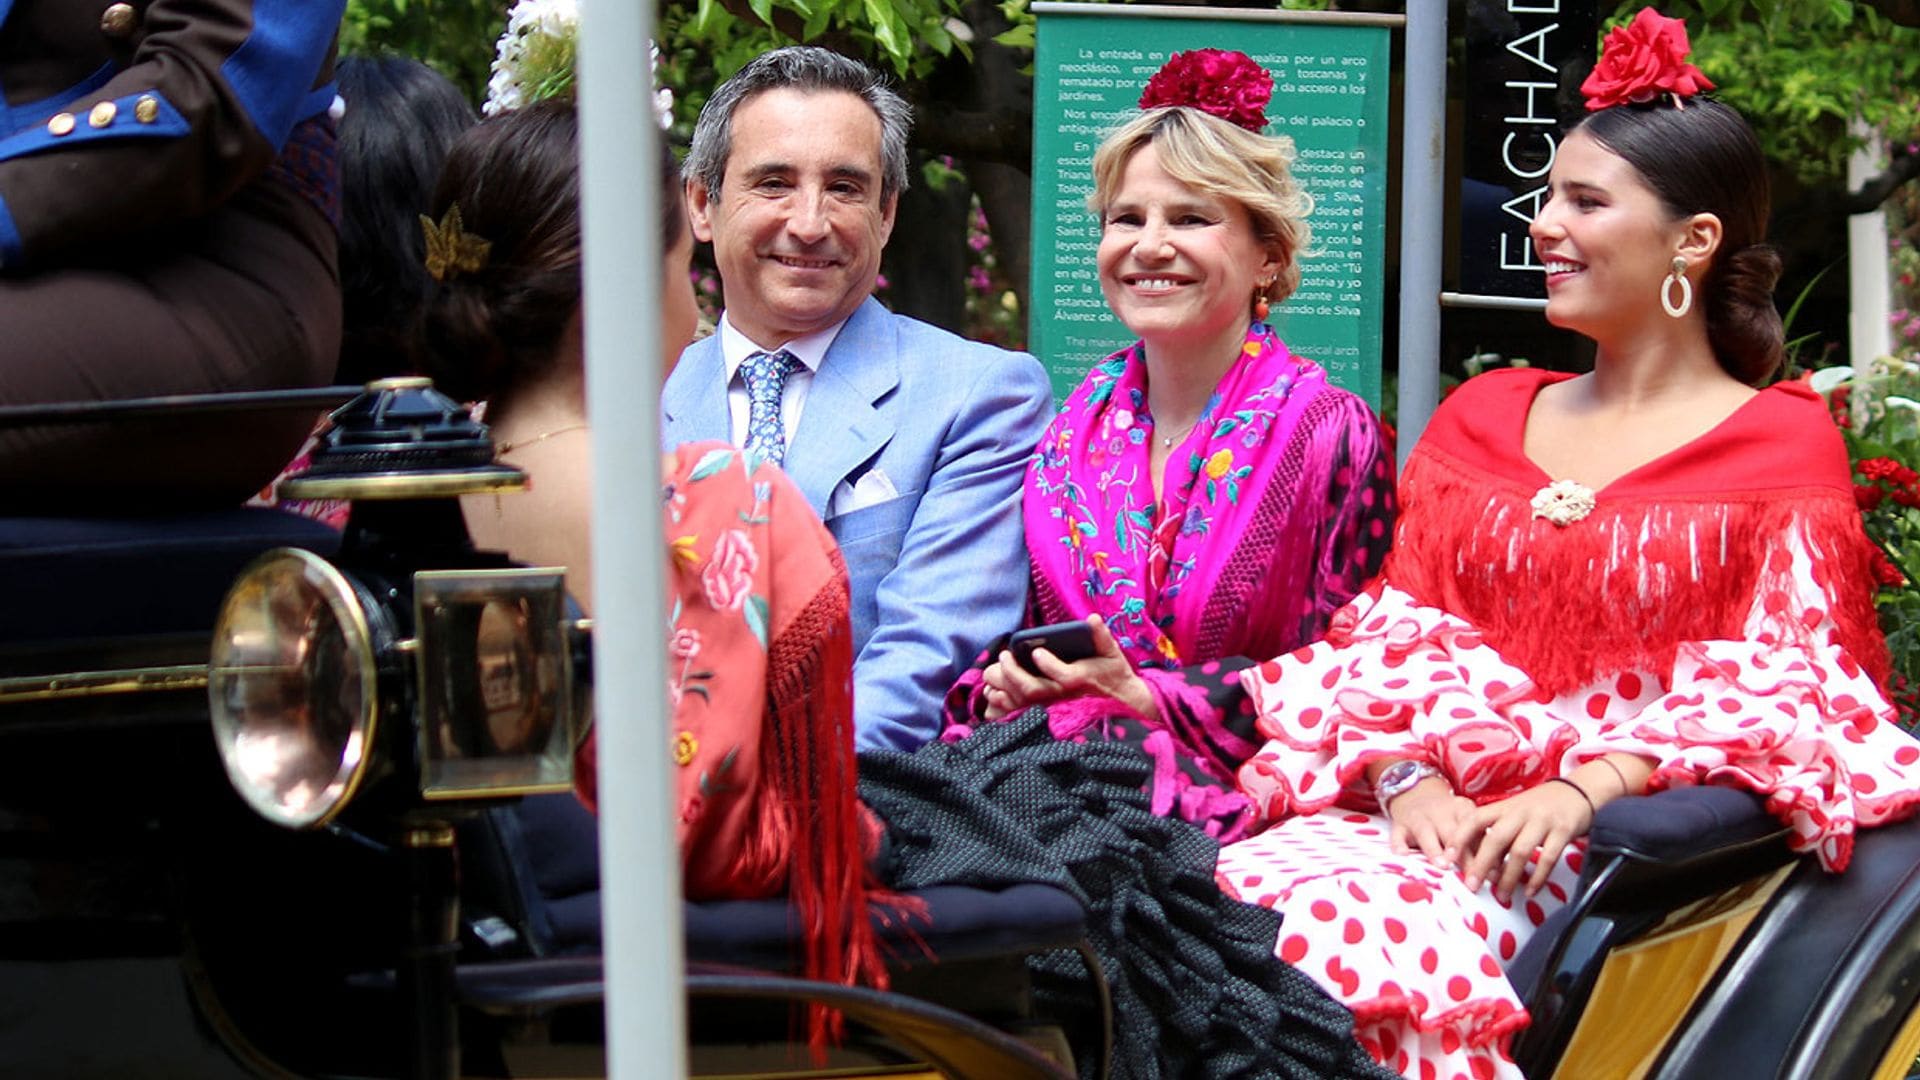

left=100, top=3, right=139, bottom=37
left=47, top=112, right=76, bottom=136
left=89, top=101, right=118, bottom=128
left=135, top=95, right=160, bottom=124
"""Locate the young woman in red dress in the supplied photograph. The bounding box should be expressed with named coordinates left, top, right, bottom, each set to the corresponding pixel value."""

left=1214, top=10, right=1920, bottom=1079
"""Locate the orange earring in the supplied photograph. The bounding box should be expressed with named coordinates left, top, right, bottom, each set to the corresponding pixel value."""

left=1252, top=281, right=1272, bottom=323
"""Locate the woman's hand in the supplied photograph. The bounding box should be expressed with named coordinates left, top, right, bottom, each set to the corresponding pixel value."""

left=1450, top=781, right=1593, bottom=905
left=1387, top=779, right=1477, bottom=867
left=980, top=615, right=1152, bottom=721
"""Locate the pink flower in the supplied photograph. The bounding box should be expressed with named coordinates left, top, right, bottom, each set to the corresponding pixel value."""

left=1138, top=49, right=1273, bottom=133
left=670, top=626, right=702, bottom=659
left=1580, top=7, right=1715, bottom=111
left=701, top=528, right=759, bottom=610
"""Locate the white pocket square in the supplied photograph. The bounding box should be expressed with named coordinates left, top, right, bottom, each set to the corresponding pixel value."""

left=830, top=468, right=899, bottom=516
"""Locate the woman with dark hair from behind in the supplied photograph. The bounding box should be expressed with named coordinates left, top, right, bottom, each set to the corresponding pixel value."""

left=1212, top=11, right=1920, bottom=1077
left=418, top=104, right=888, bottom=1032
left=334, top=55, right=477, bottom=385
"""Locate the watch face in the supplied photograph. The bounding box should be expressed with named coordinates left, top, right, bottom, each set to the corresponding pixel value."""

left=1381, top=760, right=1420, bottom=786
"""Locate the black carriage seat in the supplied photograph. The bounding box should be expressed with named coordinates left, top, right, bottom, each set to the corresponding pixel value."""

left=451, top=792, right=1108, bottom=1077
left=1507, top=784, right=1798, bottom=1075
left=0, top=508, right=341, bottom=660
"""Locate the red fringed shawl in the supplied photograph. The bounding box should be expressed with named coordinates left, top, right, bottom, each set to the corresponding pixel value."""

left=1384, top=369, right=1890, bottom=697
left=582, top=443, right=908, bottom=1051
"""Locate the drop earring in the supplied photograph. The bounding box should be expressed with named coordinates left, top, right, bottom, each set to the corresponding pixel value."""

left=1252, top=280, right=1272, bottom=323
left=1661, top=256, right=1692, bottom=318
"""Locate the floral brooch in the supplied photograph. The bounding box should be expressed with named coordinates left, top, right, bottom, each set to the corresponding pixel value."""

left=1531, top=479, right=1597, bottom=527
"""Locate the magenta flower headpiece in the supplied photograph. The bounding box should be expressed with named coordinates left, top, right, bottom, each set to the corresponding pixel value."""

left=1580, top=7, right=1715, bottom=112
left=1137, top=48, right=1273, bottom=133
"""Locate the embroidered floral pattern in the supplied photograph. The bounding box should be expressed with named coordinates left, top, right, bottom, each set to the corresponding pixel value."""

left=702, top=528, right=759, bottom=611
left=1531, top=479, right=1597, bottom=526
left=1027, top=324, right=1311, bottom=661
left=673, top=730, right=698, bottom=766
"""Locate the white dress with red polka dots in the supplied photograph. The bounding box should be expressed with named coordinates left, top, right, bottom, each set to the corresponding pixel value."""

left=1213, top=367, right=1920, bottom=1080
left=1215, top=565, right=1920, bottom=1080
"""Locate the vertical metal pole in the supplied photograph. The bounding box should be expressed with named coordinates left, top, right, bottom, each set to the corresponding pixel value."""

left=1395, top=0, right=1447, bottom=466
left=576, top=4, right=685, bottom=1078
left=399, top=822, right=459, bottom=1080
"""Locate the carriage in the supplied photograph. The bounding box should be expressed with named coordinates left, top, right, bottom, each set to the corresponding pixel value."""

left=4, top=378, right=1920, bottom=1080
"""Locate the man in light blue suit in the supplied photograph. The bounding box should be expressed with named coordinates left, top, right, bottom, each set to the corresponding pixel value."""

left=664, top=47, right=1051, bottom=752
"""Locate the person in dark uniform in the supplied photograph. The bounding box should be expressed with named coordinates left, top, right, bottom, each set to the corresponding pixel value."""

left=0, top=1, right=347, bottom=509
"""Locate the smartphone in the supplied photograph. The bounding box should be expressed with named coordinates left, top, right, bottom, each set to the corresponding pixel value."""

left=1008, top=620, right=1100, bottom=675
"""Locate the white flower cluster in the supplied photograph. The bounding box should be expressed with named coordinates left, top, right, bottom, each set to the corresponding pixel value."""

left=482, top=0, right=675, bottom=131
left=483, top=0, right=579, bottom=117
left=649, top=43, right=674, bottom=131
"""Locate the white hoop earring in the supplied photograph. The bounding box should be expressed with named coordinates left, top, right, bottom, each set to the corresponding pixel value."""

left=1661, top=256, right=1692, bottom=319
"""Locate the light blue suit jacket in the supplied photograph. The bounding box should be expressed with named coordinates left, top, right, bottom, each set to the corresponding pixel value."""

left=661, top=298, right=1052, bottom=752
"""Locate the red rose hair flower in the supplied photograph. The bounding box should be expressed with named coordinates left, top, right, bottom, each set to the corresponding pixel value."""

left=1580, top=7, right=1715, bottom=112
left=1138, top=49, right=1273, bottom=133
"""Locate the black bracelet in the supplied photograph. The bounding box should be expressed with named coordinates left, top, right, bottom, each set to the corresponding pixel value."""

left=1597, top=756, right=1631, bottom=797
left=1547, top=776, right=1596, bottom=819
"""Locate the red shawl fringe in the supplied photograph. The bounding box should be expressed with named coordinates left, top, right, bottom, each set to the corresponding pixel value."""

left=1386, top=445, right=1891, bottom=699
left=756, top=549, right=925, bottom=1054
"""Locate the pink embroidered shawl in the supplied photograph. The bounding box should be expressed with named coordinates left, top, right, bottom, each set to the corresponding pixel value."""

left=953, top=323, right=1394, bottom=838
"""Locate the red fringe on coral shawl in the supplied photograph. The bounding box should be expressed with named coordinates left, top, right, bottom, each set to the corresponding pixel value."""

left=1382, top=372, right=1891, bottom=699
left=757, top=551, right=924, bottom=1052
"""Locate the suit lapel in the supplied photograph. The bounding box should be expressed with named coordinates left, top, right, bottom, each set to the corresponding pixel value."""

left=660, top=336, right=730, bottom=447
left=786, top=299, right=898, bottom=515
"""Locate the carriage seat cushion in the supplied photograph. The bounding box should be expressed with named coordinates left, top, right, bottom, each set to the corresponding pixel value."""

left=0, top=509, right=340, bottom=643
left=1588, top=784, right=1778, bottom=864
left=498, top=796, right=1089, bottom=969
left=684, top=882, right=1090, bottom=971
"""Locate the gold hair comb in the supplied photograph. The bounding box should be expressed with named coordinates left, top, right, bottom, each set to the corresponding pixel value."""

left=421, top=204, right=492, bottom=282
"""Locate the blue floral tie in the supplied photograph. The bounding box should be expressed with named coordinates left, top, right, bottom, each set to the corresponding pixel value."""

left=741, top=349, right=798, bottom=467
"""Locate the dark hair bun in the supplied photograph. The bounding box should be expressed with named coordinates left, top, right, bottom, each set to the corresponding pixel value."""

left=1706, top=244, right=1783, bottom=386
left=418, top=280, right=517, bottom=403
left=414, top=101, right=582, bottom=406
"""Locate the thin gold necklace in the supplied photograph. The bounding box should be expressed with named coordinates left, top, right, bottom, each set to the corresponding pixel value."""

left=496, top=422, right=588, bottom=458
left=1158, top=416, right=1202, bottom=449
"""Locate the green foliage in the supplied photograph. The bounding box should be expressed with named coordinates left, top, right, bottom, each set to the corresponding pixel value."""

left=663, top=0, right=971, bottom=81
left=1617, top=0, right=1920, bottom=189
left=1824, top=355, right=1920, bottom=727
left=341, top=0, right=506, bottom=105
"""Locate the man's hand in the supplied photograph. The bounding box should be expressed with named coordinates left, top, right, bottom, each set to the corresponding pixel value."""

left=980, top=615, right=1152, bottom=720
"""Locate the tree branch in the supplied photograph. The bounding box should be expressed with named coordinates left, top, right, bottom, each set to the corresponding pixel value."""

left=1847, top=148, right=1920, bottom=214
left=913, top=103, right=1033, bottom=166
left=1858, top=0, right=1920, bottom=28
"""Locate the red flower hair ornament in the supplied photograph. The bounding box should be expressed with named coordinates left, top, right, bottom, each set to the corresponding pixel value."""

left=1580, top=7, right=1715, bottom=111
left=1138, top=49, right=1273, bottom=133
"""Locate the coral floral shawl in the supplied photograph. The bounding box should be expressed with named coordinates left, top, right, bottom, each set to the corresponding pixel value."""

left=577, top=442, right=885, bottom=1039
left=1386, top=368, right=1890, bottom=696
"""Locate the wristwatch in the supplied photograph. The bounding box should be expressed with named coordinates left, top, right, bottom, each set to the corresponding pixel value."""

left=1373, top=759, right=1442, bottom=811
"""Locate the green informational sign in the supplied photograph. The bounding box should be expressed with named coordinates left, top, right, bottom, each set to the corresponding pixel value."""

left=1030, top=5, right=1392, bottom=407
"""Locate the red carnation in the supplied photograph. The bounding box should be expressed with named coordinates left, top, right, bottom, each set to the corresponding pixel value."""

left=1871, top=546, right=1908, bottom=588
left=1139, top=49, right=1273, bottom=133
left=1857, top=484, right=1885, bottom=511
left=1580, top=7, right=1715, bottom=112
left=1861, top=457, right=1920, bottom=489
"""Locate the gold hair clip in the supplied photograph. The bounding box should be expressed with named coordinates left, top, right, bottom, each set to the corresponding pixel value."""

left=421, top=204, right=492, bottom=282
